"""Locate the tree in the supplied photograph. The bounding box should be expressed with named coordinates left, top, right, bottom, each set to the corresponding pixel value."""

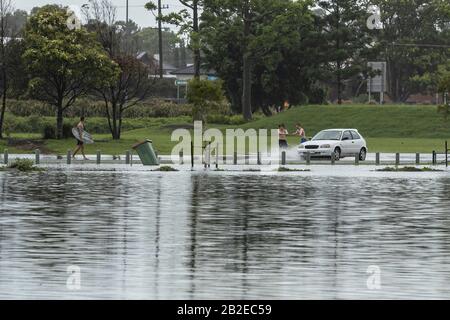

left=148, top=0, right=203, bottom=79
left=22, top=5, right=119, bottom=138
left=5, top=8, right=26, bottom=35
left=136, top=26, right=185, bottom=68
left=314, top=0, right=374, bottom=104
left=249, top=0, right=327, bottom=111
left=201, top=0, right=324, bottom=115
left=187, top=78, right=225, bottom=123
left=84, top=0, right=156, bottom=140
left=370, top=0, right=450, bottom=102
left=202, top=0, right=290, bottom=120
left=0, top=0, right=14, bottom=139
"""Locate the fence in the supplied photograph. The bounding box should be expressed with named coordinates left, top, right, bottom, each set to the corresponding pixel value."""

left=1, top=141, right=449, bottom=168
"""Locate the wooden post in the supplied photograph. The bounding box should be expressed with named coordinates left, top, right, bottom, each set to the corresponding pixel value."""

left=233, top=152, right=237, bottom=165
left=179, top=151, right=184, bottom=165
left=416, top=153, right=420, bottom=165
left=432, top=150, right=437, bottom=165
left=331, top=152, right=335, bottom=165
left=216, top=148, right=219, bottom=170
left=376, top=153, right=380, bottom=166
left=191, top=141, right=194, bottom=169
left=35, top=149, right=40, bottom=165
left=126, top=151, right=131, bottom=165
left=445, top=141, right=448, bottom=166
left=395, top=153, right=400, bottom=166
left=257, top=152, right=261, bottom=165
left=96, top=150, right=101, bottom=164
left=306, top=153, right=311, bottom=165
left=3, top=149, right=8, bottom=165
left=67, top=150, right=72, bottom=165
left=281, top=151, right=286, bottom=165
left=355, top=154, right=359, bottom=165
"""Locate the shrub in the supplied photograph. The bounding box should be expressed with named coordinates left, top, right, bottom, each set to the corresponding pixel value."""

left=8, top=159, right=44, bottom=172
left=62, top=123, right=73, bottom=139
left=42, top=124, right=56, bottom=139
left=187, top=79, right=227, bottom=122
left=156, top=166, right=179, bottom=172
left=6, top=98, right=193, bottom=119
left=207, top=114, right=248, bottom=125
left=307, top=86, right=328, bottom=105
left=353, top=94, right=369, bottom=104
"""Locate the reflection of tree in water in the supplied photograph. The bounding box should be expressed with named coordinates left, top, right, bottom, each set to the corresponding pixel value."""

left=0, top=172, right=127, bottom=273
left=187, top=174, right=347, bottom=289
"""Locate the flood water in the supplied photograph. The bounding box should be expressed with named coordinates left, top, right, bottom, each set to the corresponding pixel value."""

left=1, top=168, right=450, bottom=299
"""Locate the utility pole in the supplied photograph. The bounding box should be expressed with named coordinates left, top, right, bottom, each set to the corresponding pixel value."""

left=158, top=0, right=164, bottom=79
left=126, top=0, right=129, bottom=24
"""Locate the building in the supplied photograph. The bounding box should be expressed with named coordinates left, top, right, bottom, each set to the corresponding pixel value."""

left=136, top=52, right=177, bottom=78
left=170, top=65, right=218, bottom=82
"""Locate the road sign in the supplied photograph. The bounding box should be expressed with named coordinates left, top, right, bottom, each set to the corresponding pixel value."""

left=367, top=62, right=387, bottom=93
left=175, top=80, right=188, bottom=86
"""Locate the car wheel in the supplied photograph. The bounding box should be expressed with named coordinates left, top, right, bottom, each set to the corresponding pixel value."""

left=333, top=148, right=341, bottom=161
left=359, top=148, right=367, bottom=161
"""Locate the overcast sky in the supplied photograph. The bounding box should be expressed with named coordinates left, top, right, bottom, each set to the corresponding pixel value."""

left=14, top=0, right=183, bottom=28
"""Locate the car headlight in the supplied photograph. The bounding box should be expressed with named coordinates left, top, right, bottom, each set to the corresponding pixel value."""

left=298, top=145, right=305, bottom=149
left=320, top=144, right=331, bottom=149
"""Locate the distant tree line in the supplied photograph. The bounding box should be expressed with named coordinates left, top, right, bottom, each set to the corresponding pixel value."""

left=0, top=0, right=192, bottom=140
left=150, top=0, right=450, bottom=120
left=0, top=0, right=450, bottom=137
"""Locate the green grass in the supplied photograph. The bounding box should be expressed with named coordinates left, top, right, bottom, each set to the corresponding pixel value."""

left=243, top=104, right=450, bottom=138
left=376, top=167, right=444, bottom=172
left=1, top=104, right=450, bottom=154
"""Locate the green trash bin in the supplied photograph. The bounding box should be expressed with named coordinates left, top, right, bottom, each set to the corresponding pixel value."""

left=132, top=140, right=160, bottom=166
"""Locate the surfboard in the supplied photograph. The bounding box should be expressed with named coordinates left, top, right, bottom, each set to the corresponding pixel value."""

left=72, top=127, right=94, bottom=144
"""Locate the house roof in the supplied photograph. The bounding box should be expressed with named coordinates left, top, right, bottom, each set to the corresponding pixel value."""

left=171, top=65, right=217, bottom=76
left=137, top=52, right=177, bottom=71
left=2, top=37, right=22, bottom=44
left=136, top=51, right=147, bottom=60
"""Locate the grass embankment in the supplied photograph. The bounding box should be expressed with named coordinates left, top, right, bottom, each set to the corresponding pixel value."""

left=1, top=104, right=450, bottom=155
left=242, top=104, right=450, bottom=153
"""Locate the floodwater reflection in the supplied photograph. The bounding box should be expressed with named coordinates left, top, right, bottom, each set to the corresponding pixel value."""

left=1, top=170, right=450, bottom=299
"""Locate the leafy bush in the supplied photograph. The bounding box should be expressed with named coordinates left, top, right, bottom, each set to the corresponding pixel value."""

left=8, top=159, right=44, bottom=172
left=42, top=124, right=56, bottom=139
left=207, top=114, right=249, bottom=125
left=4, top=114, right=193, bottom=135
left=187, top=79, right=227, bottom=123
left=62, top=123, right=73, bottom=139
left=376, top=167, right=443, bottom=172
left=6, top=98, right=193, bottom=118
left=307, top=86, right=328, bottom=105
left=353, top=94, right=369, bottom=104
left=156, top=166, right=179, bottom=172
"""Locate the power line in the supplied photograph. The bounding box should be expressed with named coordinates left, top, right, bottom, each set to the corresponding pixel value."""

left=392, top=43, right=450, bottom=49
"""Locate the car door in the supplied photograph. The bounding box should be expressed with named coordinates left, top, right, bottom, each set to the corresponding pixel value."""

left=351, top=131, right=364, bottom=153
left=340, top=131, right=353, bottom=156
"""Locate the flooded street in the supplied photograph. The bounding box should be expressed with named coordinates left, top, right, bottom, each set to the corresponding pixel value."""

left=1, top=168, right=450, bottom=299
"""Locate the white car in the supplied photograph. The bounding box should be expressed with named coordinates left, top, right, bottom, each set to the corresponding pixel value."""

left=298, top=129, right=368, bottom=161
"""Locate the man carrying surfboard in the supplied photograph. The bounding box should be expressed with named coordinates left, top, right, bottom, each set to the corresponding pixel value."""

left=72, top=117, right=89, bottom=160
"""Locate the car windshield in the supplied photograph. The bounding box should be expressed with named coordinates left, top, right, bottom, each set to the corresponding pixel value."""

left=312, top=130, right=342, bottom=141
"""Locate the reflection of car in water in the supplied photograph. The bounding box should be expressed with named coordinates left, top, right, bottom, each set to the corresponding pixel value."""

left=298, top=129, right=367, bottom=161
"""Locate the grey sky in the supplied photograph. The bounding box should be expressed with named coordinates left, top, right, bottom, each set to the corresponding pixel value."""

left=14, top=0, right=183, bottom=28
